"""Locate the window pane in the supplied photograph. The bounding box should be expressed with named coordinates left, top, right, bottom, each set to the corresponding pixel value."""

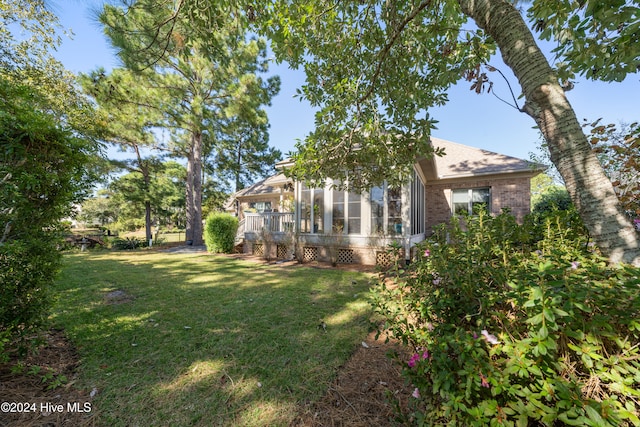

left=452, top=189, right=469, bottom=204
left=388, top=187, right=402, bottom=235
left=348, top=219, right=361, bottom=234
left=471, top=188, right=490, bottom=214
left=348, top=192, right=361, bottom=234
left=472, top=188, right=490, bottom=203
left=370, top=186, right=384, bottom=234
left=313, top=188, right=324, bottom=233
left=333, top=186, right=344, bottom=233
left=300, top=185, right=311, bottom=233
left=333, top=188, right=344, bottom=203
left=453, top=202, right=469, bottom=215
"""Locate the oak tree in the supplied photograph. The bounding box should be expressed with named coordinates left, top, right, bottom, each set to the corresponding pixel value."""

left=255, top=0, right=640, bottom=265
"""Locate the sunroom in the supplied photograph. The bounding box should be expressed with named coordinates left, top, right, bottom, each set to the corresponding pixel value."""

left=240, top=167, right=426, bottom=265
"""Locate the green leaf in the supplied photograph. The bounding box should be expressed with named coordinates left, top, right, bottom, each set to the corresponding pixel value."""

left=584, top=405, right=608, bottom=427
left=527, top=313, right=544, bottom=325
left=539, top=324, right=548, bottom=339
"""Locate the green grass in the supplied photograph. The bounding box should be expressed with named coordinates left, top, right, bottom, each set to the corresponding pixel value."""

left=52, top=251, right=374, bottom=426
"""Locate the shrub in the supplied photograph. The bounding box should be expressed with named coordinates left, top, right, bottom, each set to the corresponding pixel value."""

left=0, top=238, right=58, bottom=355
left=532, top=187, right=573, bottom=214
left=373, top=209, right=640, bottom=426
left=110, top=237, right=147, bottom=250
left=1, top=80, right=96, bottom=357
left=204, top=213, right=238, bottom=253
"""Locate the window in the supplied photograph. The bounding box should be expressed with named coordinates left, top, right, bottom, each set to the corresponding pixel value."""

left=370, top=183, right=403, bottom=236
left=371, top=186, right=384, bottom=234
left=313, top=189, right=324, bottom=233
left=300, top=185, right=311, bottom=233
left=452, top=188, right=490, bottom=215
left=348, top=192, right=361, bottom=234
left=388, top=187, right=402, bottom=235
left=249, top=201, right=271, bottom=212
left=300, top=183, right=325, bottom=233
left=332, top=185, right=344, bottom=233
left=332, top=180, right=362, bottom=235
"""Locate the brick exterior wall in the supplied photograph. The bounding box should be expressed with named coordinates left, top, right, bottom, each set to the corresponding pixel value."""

left=425, top=175, right=532, bottom=234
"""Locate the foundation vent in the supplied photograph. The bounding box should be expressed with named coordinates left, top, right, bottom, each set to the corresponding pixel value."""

left=337, top=248, right=355, bottom=264
left=253, top=243, right=264, bottom=256
left=303, top=246, right=318, bottom=262
left=277, top=244, right=288, bottom=259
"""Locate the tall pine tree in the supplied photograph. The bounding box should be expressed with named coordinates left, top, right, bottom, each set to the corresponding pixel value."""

left=99, top=0, right=279, bottom=245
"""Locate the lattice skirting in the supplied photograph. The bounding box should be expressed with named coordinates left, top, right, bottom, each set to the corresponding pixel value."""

left=376, top=251, right=394, bottom=268
left=303, top=246, right=318, bottom=262
left=277, top=244, right=288, bottom=259
left=253, top=243, right=264, bottom=256
left=376, top=249, right=405, bottom=268
left=337, top=248, right=355, bottom=264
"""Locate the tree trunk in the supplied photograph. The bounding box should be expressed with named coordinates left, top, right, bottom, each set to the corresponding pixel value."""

left=145, top=200, right=152, bottom=244
left=235, top=145, right=243, bottom=192
left=458, top=0, right=640, bottom=266
left=186, top=132, right=204, bottom=246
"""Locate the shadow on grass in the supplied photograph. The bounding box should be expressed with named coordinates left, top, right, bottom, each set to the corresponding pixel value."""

left=53, top=251, right=374, bottom=426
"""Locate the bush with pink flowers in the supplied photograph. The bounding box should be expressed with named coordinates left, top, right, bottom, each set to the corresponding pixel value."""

left=372, top=208, right=640, bottom=426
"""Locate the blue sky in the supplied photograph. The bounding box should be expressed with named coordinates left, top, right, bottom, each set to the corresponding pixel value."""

left=53, top=0, right=638, bottom=164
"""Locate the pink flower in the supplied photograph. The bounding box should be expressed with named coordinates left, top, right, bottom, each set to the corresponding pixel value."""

left=570, top=261, right=580, bottom=270
left=408, top=349, right=431, bottom=368
left=408, top=353, right=421, bottom=368
left=479, top=372, right=490, bottom=388
left=432, top=277, right=441, bottom=285
left=481, top=329, right=499, bottom=345
left=412, top=387, right=421, bottom=398
left=424, top=249, right=430, bottom=257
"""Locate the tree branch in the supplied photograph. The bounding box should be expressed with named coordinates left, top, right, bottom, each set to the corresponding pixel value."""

left=359, top=0, right=432, bottom=103
left=486, top=64, right=521, bottom=111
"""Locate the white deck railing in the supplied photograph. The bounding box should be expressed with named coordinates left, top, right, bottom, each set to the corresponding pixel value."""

left=244, top=212, right=295, bottom=233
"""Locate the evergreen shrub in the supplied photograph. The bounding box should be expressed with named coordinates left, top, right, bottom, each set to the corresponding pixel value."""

left=204, top=213, right=238, bottom=253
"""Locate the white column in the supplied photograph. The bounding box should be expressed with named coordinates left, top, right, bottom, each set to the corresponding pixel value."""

left=323, top=179, right=332, bottom=234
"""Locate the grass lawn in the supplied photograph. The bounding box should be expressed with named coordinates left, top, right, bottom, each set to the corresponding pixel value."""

left=52, top=251, right=374, bottom=426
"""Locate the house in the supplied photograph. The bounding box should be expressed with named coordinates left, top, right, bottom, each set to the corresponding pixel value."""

left=226, top=137, right=544, bottom=266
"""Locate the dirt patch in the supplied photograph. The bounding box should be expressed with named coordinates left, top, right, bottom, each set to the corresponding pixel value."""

left=0, top=329, right=96, bottom=427
left=103, top=289, right=133, bottom=305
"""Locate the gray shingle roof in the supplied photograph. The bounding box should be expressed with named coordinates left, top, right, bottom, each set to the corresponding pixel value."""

left=231, top=138, right=545, bottom=201
left=427, top=137, right=545, bottom=180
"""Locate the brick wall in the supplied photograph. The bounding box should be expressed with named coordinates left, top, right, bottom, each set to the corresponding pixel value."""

left=425, top=175, right=532, bottom=234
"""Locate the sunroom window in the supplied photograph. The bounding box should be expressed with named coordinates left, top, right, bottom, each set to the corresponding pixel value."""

left=300, top=184, right=324, bottom=233
left=370, top=183, right=403, bottom=236
left=332, top=181, right=362, bottom=235
left=388, top=187, right=402, bottom=235
left=452, top=188, right=490, bottom=215
left=371, top=186, right=384, bottom=234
